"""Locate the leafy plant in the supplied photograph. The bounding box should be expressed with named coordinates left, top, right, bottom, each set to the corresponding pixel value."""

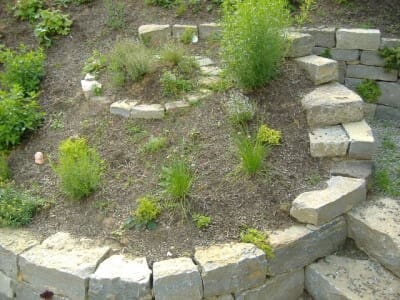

left=256, top=125, right=282, bottom=145
left=160, top=159, right=192, bottom=199
left=140, top=136, right=167, bottom=153
left=0, top=153, right=9, bottom=182
left=180, top=27, right=196, bottom=44
left=82, top=50, right=106, bottom=76
left=34, top=9, right=73, bottom=47
left=123, top=196, right=161, bottom=230
left=192, top=213, right=210, bottom=229
left=220, top=0, right=290, bottom=89
left=356, top=79, right=381, bottom=103
left=52, top=137, right=105, bottom=200
left=225, top=91, right=255, bottom=126
left=91, top=85, right=102, bottom=96
left=240, top=227, right=273, bottom=257
left=103, top=0, right=125, bottom=30
left=378, top=46, right=400, bottom=71
left=13, top=0, right=43, bottom=22
left=160, top=71, right=194, bottom=97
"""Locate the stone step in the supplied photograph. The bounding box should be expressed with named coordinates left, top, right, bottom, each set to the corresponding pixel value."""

left=290, top=176, right=366, bottom=226
left=330, top=160, right=374, bottom=183
left=301, top=82, right=364, bottom=128
left=346, top=197, right=400, bottom=277
left=309, top=125, right=349, bottom=158
left=295, top=55, right=338, bottom=85
left=286, top=32, right=314, bottom=58
left=342, top=119, right=377, bottom=159
left=305, top=255, right=400, bottom=300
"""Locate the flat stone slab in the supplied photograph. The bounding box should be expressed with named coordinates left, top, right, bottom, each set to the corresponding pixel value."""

left=330, top=160, right=374, bottom=182
left=286, top=32, right=315, bottom=58
left=295, top=55, right=338, bottom=85
left=138, top=24, right=171, bottom=46
left=301, top=82, right=364, bottom=128
left=236, top=269, right=304, bottom=300
left=346, top=65, right=398, bottom=81
left=336, top=28, right=381, bottom=50
left=302, top=27, right=335, bottom=48
left=377, top=82, right=400, bottom=108
left=88, top=255, right=152, bottom=300
left=195, top=56, right=214, bottom=67
left=290, top=176, right=366, bottom=226
left=172, top=24, right=198, bottom=40
left=267, top=217, right=347, bottom=275
left=194, top=243, right=267, bottom=297
left=131, top=104, right=165, bottom=119
left=185, top=89, right=213, bottom=105
left=198, top=23, right=221, bottom=39
left=309, top=126, right=349, bottom=158
left=165, top=100, right=190, bottom=112
left=110, top=100, right=138, bottom=118
left=19, top=232, right=110, bottom=300
left=201, top=65, right=222, bottom=76
left=153, top=257, right=202, bottom=300
left=306, top=255, right=400, bottom=300
left=342, top=119, right=376, bottom=159
left=346, top=197, right=400, bottom=277
left=360, top=50, right=385, bottom=67
left=81, top=79, right=102, bottom=99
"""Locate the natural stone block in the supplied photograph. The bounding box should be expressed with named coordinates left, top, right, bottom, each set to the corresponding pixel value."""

left=312, top=46, right=327, bottom=56
left=360, top=50, right=385, bottom=66
left=295, top=55, right=338, bottom=85
left=153, top=257, right=202, bottom=300
left=19, top=232, right=110, bottom=300
left=375, top=104, right=400, bottom=121
left=14, top=281, right=67, bottom=300
left=138, top=24, right=171, bottom=46
left=0, top=271, right=13, bottom=299
left=380, top=37, right=400, bottom=49
left=185, top=89, right=213, bottom=105
left=301, top=82, right=364, bottom=127
left=201, top=66, right=222, bottom=76
left=194, top=243, right=267, bottom=297
left=205, top=295, right=233, bottom=300
left=342, top=120, right=376, bottom=159
left=165, top=100, right=190, bottom=112
left=0, top=229, right=39, bottom=278
left=363, top=102, right=376, bottom=120
left=346, top=65, right=398, bottom=81
left=347, top=197, right=400, bottom=277
left=81, top=79, right=102, bottom=99
left=305, top=255, right=400, bottom=299
left=303, top=27, right=336, bottom=48
left=172, top=24, right=198, bottom=40
left=131, top=104, right=165, bottom=119
left=338, top=60, right=346, bottom=83
left=290, top=176, right=366, bottom=226
left=344, top=77, right=362, bottom=91
left=330, top=160, right=374, bottom=183
left=89, top=255, right=152, bottom=300
left=336, top=28, right=381, bottom=50
left=309, top=126, right=349, bottom=158
left=110, top=100, right=138, bottom=118
left=330, top=49, right=360, bottom=61
left=198, top=23, right=221, bottom=40
left=286, top=32, right=315, bottom=58
left=377, top=82, right=400, bottom=108
left=236, top=269, right=304, bottom=300
left=195, top=56, right=214, bottom=67
left=267, top=217, right=347, bottom=275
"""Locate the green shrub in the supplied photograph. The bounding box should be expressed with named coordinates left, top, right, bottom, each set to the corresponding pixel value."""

left=13, top=0, right=43, bottom=22
left=82, top=50, right=106, bottom=76
left=256, top=125, right=281, bottom=145
left=160, top=159, right=192, bottom=199
left=180, top=28, right=196, bottom=44
left=160, top=71, right=194, bottom=97
left=52, top=137, right=105, bottom=200
left=34, top=9, right=73, bottom=47
left=122, top=196, right=161, bottom=230
left=378, top=46, right=400, bottom=71
left=220, top=0, right=290, bottom=89
left=0, top=45, right=45, bottom=94
left=192, top=213, right=210, bottom=229
left=103, top=0, right=125, bottom=30
left=0, top=153, right=9, bottom=182
left=240, top=227, right=273, bottom=257
left=356, top=79, right=381, bottom=103
left=140, top=136, right=167, bottom=153
left=0, top=85, right=44, bottom=150
left=225, top=91, right=255, bottom=126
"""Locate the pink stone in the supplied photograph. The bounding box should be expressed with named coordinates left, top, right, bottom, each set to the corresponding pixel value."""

left=34, top=152, right=44, bottom=165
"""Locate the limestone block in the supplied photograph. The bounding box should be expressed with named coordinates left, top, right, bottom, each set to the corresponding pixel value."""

left=347, top=65, right=398, bottom=81
left=88, top=255, right=152, bottom=300
left=19, top=232, right=110, bottom=300
left=138, top=24, right=171, bottom=46
left=344, top=77, right=362, bottom=91
left=330, top=49, right=360, bottom=61
left=236, top=269, right=304, bottom=300
left=377, top=82, right=400, bottom=108
left=195, top=56, right=214, bottom=67
left=302, top=27, right=336, bottom=48
left=309, top=126, right=349, bottom=158
left=363, top=102, right=376, bottom=120
left=14, top=282, right=67, bottom=300
left=131, top=104, right=165, bottom=119
left=375, top=104, right=400, bottom=121
left=330, top=160, right=374, bottom=183
left=342, top=120, right=376, bottom=159
left=81, top=79, right=102, bottom=99
left=0, top=271, right=13, bottom=299
left=295, top=55, right=338, bottom=85
left=338, top=60, right=346, bottom=83
left=153, top=257, right=202, bottom=300
left=290, top=176, right=366, bottom=226
left=0, top=229, right=39, bottom=278
left=360, top=50, right=385, bottom=66
left=110, top=100, right=138, bottom=117
left=301, top=82, right=364, bottom=127
left=312, top=46, right=327, bottom=56
left=305, top=256, right=400, bottom=300
left=185, top=89, right=213, bottom=105
left=267, top=217, right=346, bottom=275
left=380, top=37, right=400, bottom=49
left=194, top=243, right=267, bottom=297
left=205, top=295, right=233, bottom=300
left=347, top=197, right=400, bottom=277
left=198, top=23, right=221, bottom=40
left=165, top=100, right=190, bottom=112
left=172, top=24, right=198, bottom=40
left=286, top=32, right=315, bottom=58
left=336, top=28, right=381, bottom=50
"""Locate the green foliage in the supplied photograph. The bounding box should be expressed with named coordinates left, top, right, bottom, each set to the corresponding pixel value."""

left=378, top=46, right=400, bottom=71
left=256, top=125, right=281, bottom=145
left=34, top=9, right=73, bottom=47
left=294, top=0, right=315, bottom=26
left=103, top=0, right=125, bottom=30
left=356, top=79, right=381, bottom=103
left=180, top=28, right=196, bottom=44
left=159, top=43, right=185, bottom=66
left=320, top=48, right=331, bottom=58
left=160, top=159, right=192, bottom=199
left=225, top=91, right=255, bottom=126
left=140, top=136, right=167, bottom=153
left=123, top=196, right=161, bottom=230
left=82, top=50, right=106, bottom=76
left=13, top=0, right=43, bottom=22
left=145, top=0, right=177, bottom=8
left=0, top=153, right=9, bottom=182
left=192, top=213, right=210, bottom=229
left=52, top=137, right=105, bottom=200
left=160, top=71, right=194, bottom=97
left=0, top=45, right=45, bottom=94
left=0, top=85, right=44, bottom=150
left=220, top=0, right=290, bottom=89
left=240, top=228, right=273, bottom=257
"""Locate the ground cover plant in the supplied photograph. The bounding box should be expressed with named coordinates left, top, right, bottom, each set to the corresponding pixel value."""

left=356, top=79, right=381, bottom=103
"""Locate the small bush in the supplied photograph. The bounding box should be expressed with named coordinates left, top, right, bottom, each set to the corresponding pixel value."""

left=13, top=0, right=43, bottom=22
left=0, top=153, right=9, bottom=182
left=159, top=43, right=185, bottom=66
left=180, top=28, right=196, bottom=44
left=378, top=46, right=400, bottom=71
left=140, top=136, right=167, bottom=153
left=82, top=50, right=106, bottom=76
left=356, top=79, right=381, bottom=103
left=122, top=196, right=161, bottom=230
left=160, top=159, right=192, bottom=199
left=256, top=125, right=282, bottom=145
left=240, top=227, right=273, bottom=257
left=225, top=91, right=255, bottom=126
left=160, top=71, right=194, bottom=97
left=52, top=137, right=105, bottom=200
left=103, top=0, right=125, bottom=30
left=192, top=213, right=210, bottom=229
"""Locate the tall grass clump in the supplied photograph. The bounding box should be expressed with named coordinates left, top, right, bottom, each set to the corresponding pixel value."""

left=220, top=0, right=291, bottom=89
left=160, top=159, right=192, bottom=200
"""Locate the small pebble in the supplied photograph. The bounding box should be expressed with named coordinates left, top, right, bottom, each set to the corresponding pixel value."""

left=34, top=152, right=44, bottom=165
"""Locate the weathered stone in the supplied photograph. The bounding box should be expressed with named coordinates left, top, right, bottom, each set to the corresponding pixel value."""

left=89, top=255, right=152, bottom=300
left=377, top=82, right=400, bottom=108
left=336, top=28, right=381, bottom=50
left=14, top=282, right=67, bottom=300
left=165, top=100, right=190, bottom=112
left=19, top=232, right=110, bottom=300
left=138, top=24, right=171, bottom=46
left=205, top=295, right=233, bottom=300
left=338, top=60, right=346, bottom=83
left=195, top=56, right=214, bottom=67
left=344, top=77, right=362, bottom=91
left=309, top=126, right=349, bottom=158
left=363, top=102, right=376, bottom=120
left=0, top=229, right=39, bottom=278
left=305, top=255, right=400, bottom=300
left=290, top=176, right=366, bottom=226
left=380, top=37, right=400, bottom=49
left=330, top=160, right=374, bottom=183
left=198, top=23, right=221, bottom=40
left=302, top=27, right=336, bottom=48
left=185, top=89, right=213, bottom=105
left=110, top=100, right=138, bottom=117
left=198, top=76, right=220, bottom=87
left=286, top=32, right=315, bottom=58
left=347, top=197, right=400, bottom=277
left=360, top=50, right=385, bottom=66
left=201, top=66, right=222, bottom=76
left=81, top=79, right=102, bottom=99
left=312, top=46, right=328, bottom=56
left=375, top=104, right=400, bottom=121
left=0, top=271, right=13, bottom=299
left=131, top=104, right=165, bottom=119
left=347, top=65, right=398, bottom=81
left=267, top=217, right=347, bottom=275
left=236, top=269, right=304, bottom=300
left=194, top=243, right=267, bottom=297
left=301, top=82, right=364, bottom=127
left=172, top=24, right=198, bottom=40
left=153, top=257, right=202, bottom=300
left=342, top=120, right=376, bottom=159
left=295, top=55, right=338, bottom=85
left=330, top=49, right=360, bottom=61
